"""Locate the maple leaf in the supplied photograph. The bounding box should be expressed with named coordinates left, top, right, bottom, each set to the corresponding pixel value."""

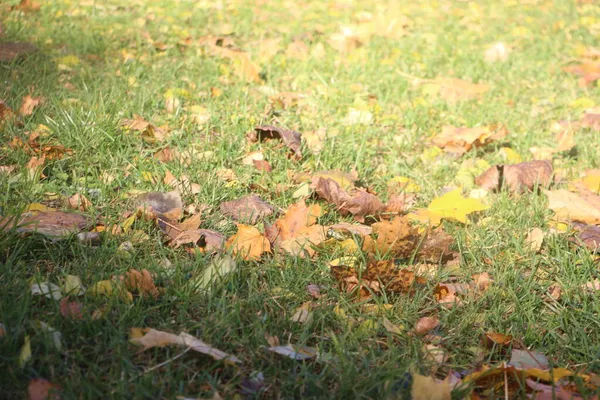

left=130, top=328, right=241, bottom=363
left=362, top=216, right=419, bottom=257
left=248, top=125, right=302, bottom=159
left=427, top=188, right=489, bottom=224
left=312, top=177, right=384, bottom=222
left=475, top=160, right=553, bottom=193
left=225, top=224, right=271, bottom=261
left=220, top=195, right=274, bottom=224
left=431, top=124, right=507, bottom=155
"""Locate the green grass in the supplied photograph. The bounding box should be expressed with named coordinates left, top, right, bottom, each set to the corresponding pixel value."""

left=1, top=0, right=600, bottom=398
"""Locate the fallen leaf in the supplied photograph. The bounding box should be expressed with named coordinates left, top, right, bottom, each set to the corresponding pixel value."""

left=248, top=125, right=302, bottom=159
left=509, top=349, right=549, bottom=369
left=572, top=223, right=600, bottom=252
left=484, top=42, right=510, bottom=63
left=16, top=211, right=90, bottom=238
left=19, top=335, right=31, bottom=367
left=27, top=378, right=59, bottom=400
left=130, top=328, right=241, bottom=363
left=253, top=159, right=272, bottom=172
left=267, top=344, right=318, bottom=360
left=525, top=228, right=546, bottom=252
left=483, top=332, right=512, bottom=348
left=361, top=216, right=419, bottom=257
left=0, top=42, right=37, bottom=62
left=66, top=193, right=91, bottom=211
left=426, top=77, right=490, bottom=103
left=14, top=0, right=41, bottom=13
left=563, top=61, right=600, bottom=86
left=225, top=224, right=271, bottom=261
left=31, top=282, right=62, bottom=300
left=475, top=160, right=553, bottom=193
left=302, top=128, right=326, bottom=154
left=26, top=155, right=46, bottom=180
left=174, top=229, right=225, bottom=252
left=414, top=316, right=440, bottom=335
left=471, top=272, right=493, bottom=292
left=580, top=169, right=600, bottom=194
left=544, top=189, right=600, bottom=225
left=290, top=302, right=313, bottom=324
left=424, top=344, right=449, bottom=369
left=431, top=124, right=507, bottom=155
left=582, top=107, right=600, bottom=131
left=411, top=373, right=452, bottom=400
left=59, top=298, right=83, bottom=320
left=313, top=177, right=384, bottom=222
left=135, top=190, right=182, bottom=221
left=121, top=115, right=168, bottom=143
left=220, top=195, right=274, bottom=224
left=427, top=188, right=489, bottom=224
left=19, top=95, right=42, bottom=116
left=123, top=269, right=159, bottom=299
left=63, top=275, right=85, bottom=296
left=306, top=284, right=322, bottom=298
left=383, top=317, right=405, bottom=335
left=434, top=283, right=468, bottom=308
left=190, top=255, right=237, bottom=293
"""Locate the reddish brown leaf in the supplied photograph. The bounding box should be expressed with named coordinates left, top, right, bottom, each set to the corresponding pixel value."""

left=414, top=316, right=440, bottom=335
left=27, top=378, right=59, bottom=400
left=59, top=298, right=83, bottom=320
left=475, top=160, right=553, bottom=193
left=248, top=125, right=302, bottom=159
left=220, top=195, right=274, bottom=225
left=417, top=229, right=455, bottom=263
left=17, top=211, right=90, bottom=238
left=0, top=42, right=37, bottom=62
left=66, top=193, right=91, bottom=211
left=253, top=159, right=272, bottom=172
left=572, top=223, right=600, bottom=252
left=563, top=61, right=600, bottom=86
left=312, top=177, right=384, bottom=222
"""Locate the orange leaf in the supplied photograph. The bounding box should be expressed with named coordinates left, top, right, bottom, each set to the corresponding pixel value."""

left=225, top=224, right=271, bottom=261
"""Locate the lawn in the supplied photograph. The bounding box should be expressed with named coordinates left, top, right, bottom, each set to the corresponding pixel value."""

left=1, top=0, right=600, bottom=398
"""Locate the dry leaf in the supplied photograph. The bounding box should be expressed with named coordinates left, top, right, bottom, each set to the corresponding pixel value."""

left=525, top=228, right=545, bottom=252
left=248, top=125, right=302, bottom=159
left=17, top=211, right=90, bottom=238
left=563, top=61, right=600, bottom=86
left=475, top=160, right=553, bottom=193
left=415, top=316, right=440, bottom=335
left=66, top=193, right=91, bottom=211
left=121, top=115, right=168, bottom=143
left=135, top=190, right=182, bottom=220
left=302, top=128, right=326, bottom=154
left=175, top=229, right=224, bottom=252
left=123, top=269, right=159, bottom=299
left=130, top=328, right=241, bottom=363
left=431, top=124, right=507, bottom=155
left=411, top=373, right=452, bottom=400
left=0, top=42, right=37, bottom=62
left=582, top=107, right=600, bottom=131
left=268, top=344, right=318, bottom=360
left=253, top=159, right=272, bottom=172
left=19, top=95, right=42, bottom=116
left=362, top=216, right=419, bottom=257
left=471, top=272, right=492, bottom=291
left=220, top=195, right=274, bottom=225
left=312, top=177, right=384, bottom=222
left=434, top=283, right=468, bottom=308
left=59, top=298, right=83, bottom=320
left=434, top=77, right=489, bottom=103
left=580, top=169, right=600, bottom=194
left=572, top=223, right=600, bottom=252
left=484, top=42, right=510, bottom=63
left=225, top=224, right=271, bottom=261
left=544, top=189, right=600, bottom=225
left=27, top=378, right=59, bottom=400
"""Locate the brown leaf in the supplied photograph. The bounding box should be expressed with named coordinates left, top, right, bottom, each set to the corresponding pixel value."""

left=135, top=190, right=183, bottom=220
left=0, top=42, right=37, bottom=62
left=175, top=229, right=224, bottom=252
left=225, top=224, right=271, bottom=261
left=15, top=0, right=41, bottom=12
left=563, top=61, right=600, bottom=86
left=253, top=159, right=272, bottom=172
left=121, top=115, right=168, bottom=143
left=327, top=222, right=373, bottom=237
left=19, top=95, right=42, bottom=116
left=434, top=283, right=468, bottom=308
left=123, top=269, right=159, bottom=299
left=27, top=378, right=59, bottom=400
left=59, top=298, right=83, bottom=320
left=436, top=78, right=489, bottom=103
left=544, top=187, right=600, bottom=225
left=582, top=107, right=600, bottom=131
left=17, top=211, right=90, bottom=238
left=415, top=316, right=440, bottom=335
left=524, top=227, right=545, bottom=252
left=248, top=125, right=302, bottom=159
left=471, top=272, right=492, bottom=291
left=26, top=155, right=46, bottom=179
left=312, top=177, right=384, bottom=222
left=66, top=193, right=91, bottom=211
left=220, top=195, right=274, bottom=225
left=362, top=216, right=419, bottom=257
left=302, top=127, right=326, bottom=154
left=364, top=259, right=416, bottom=294
left=475, top=160, right=553, bottom=193
left=483, top=332, right=512, bottom=348
left=431, top=124, right=507, bottom=155
left=384, top=193, right=416, bottom=215
left=130, top=328, right=241, bottom=363
left=417, top=229, right=455, bottom=263
left=572, top=223, right=600, bottom=252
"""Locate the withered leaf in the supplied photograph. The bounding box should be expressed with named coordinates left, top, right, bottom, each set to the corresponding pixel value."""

left=172, top=229, right=224, bottom=251
left=312, top=177, right=384, bottom=223
left=414, top=316, right=440, bottom=335
left=362, top=216, right=419, bottom=257
left=563, top=61, right=600, bottom=86
left=19, top=95, right=42, bottom=116
left=431, top=124, right=507, bottom=155
left=475, top=160, right=553, bottom=193
left=572, top=223, right=600, bottom=252
left=434, top=283, right=468, bottom=308
left=417, top=229, right=455, bottom=263
left=0, top=42, right=37, bottom=62
left=17, top=211, right=91, bottom=238
left=123, top=269, right=159, bottom=299
left=220, top=195, right=274, bottom=224
left=135, top=190, right=182, bottom=220
left=248, top=125, right=302, bottom=159
left=27, top=378, right=60, bottom=400
left=582, top=107, right=600, bottom=131
left=544, top=187, right=600, bottom=225
left=130, top=328, right=241, bottom=363
left=59, top=298, right=84, bottom=320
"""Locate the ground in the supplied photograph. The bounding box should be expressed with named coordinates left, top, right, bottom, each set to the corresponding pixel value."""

left=1, top=0, right=600, bottom=399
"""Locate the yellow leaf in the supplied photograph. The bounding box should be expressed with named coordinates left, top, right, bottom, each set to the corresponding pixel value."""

left=225, top=224, right=271, bottom=261
left=387, top=176, right=420, bottom=193
left=427, top=188, right=489, bottom=224
left=411, top=372, right=452, bottom=400
left=19, top=335, right=32, bottom=368
left=582, top=169, right=600, bottom=194
left=499, top=147, right=522, bottom=164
